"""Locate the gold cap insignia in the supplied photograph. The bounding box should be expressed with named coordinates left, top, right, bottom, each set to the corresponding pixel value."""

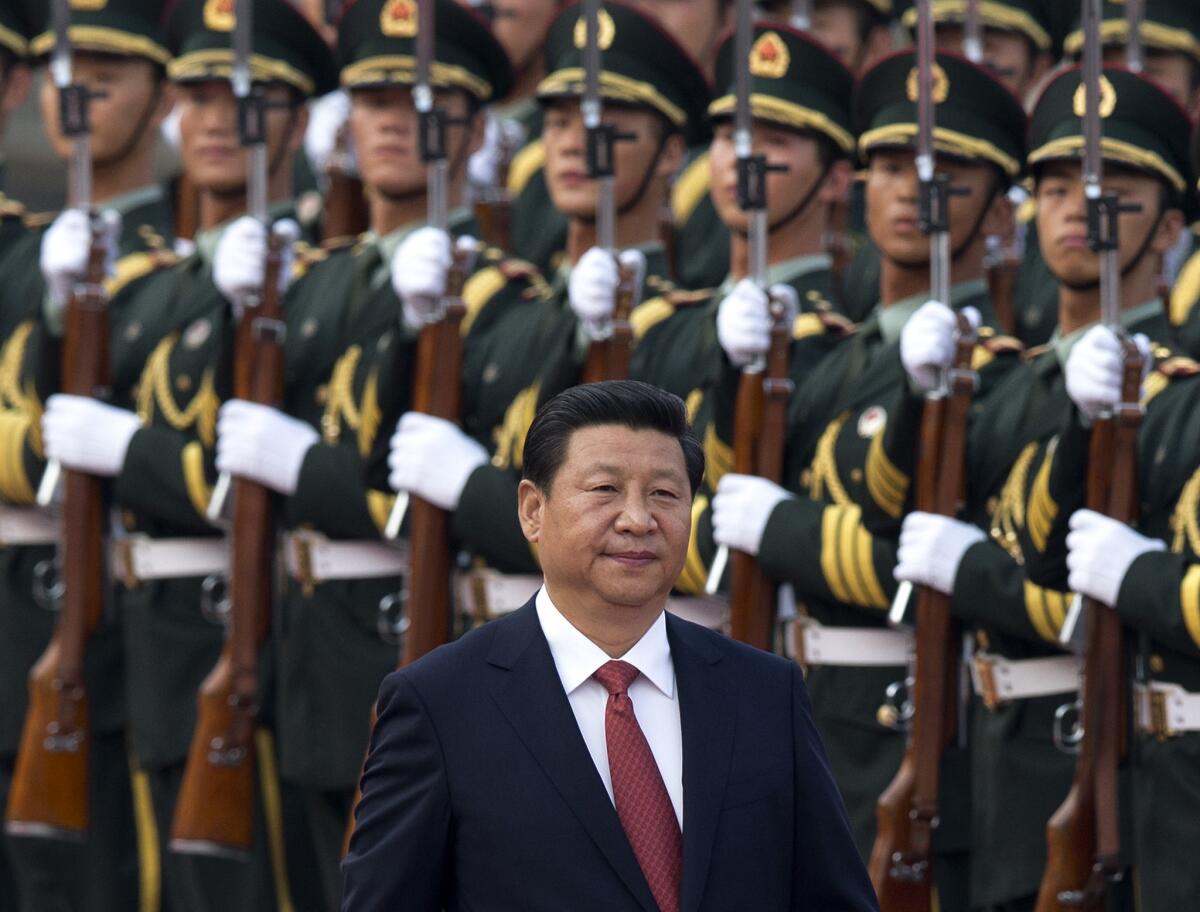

left=905, top=63, right=950, bottom=105
left=750, top=32, right=789, bottom=79
left=70, top=0, right=108, bottom=10
left=573, top=10, right=616, bottom=52
left=203, top=0, right=235, bottom=33
left=1072, top=75, right=1117, bottom=119
left=381, top=0, right=419, bottom=39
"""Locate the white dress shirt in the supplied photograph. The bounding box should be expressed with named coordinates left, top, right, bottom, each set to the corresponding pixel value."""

left=535, top=587, right=684, bottom=828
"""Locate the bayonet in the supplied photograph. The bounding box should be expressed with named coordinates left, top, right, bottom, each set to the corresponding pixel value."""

left=963, top=0, right=984, bottom=64
left=1125, top=0, right=1144, bottom=73
left=789, top=0, right=810, bottom=32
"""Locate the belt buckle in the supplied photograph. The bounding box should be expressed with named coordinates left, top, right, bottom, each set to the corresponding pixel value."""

left=974, top=653, right=1002, bottom=712
left=293, top=533, right=316, bottom=597
left=1147, top=687, right=1175, bottom=741
left=470, top=570, right=491, bottom=622
left=790, top=618, right=809, bottom=666
left=113, top=538, right=140, bottom=590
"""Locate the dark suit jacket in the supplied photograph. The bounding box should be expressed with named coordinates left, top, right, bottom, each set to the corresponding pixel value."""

left=342, top=600, right=878, bottom=911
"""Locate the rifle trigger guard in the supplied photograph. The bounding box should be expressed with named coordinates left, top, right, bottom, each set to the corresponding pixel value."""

left=200, top=574, right=231, bottom=627
left=1053, top=698, right=1083, bottom=755
left=378, top=589, right=410, bottom=647
left=32, top=558, right=64, bottom=612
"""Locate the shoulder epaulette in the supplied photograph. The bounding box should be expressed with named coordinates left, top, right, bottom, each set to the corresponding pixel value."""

left=1022, top=343, right=1052, bottom=363
left=630, top=295, right=676, bottom=339
left=22, top=211, right=55, bottom=229
left=506, top=140, right=545, bottom=197
left=317, top=233, right=358, bottom=253
left=1016, top=197, right=1037, bottom=225
left=1170, top=248, right=1200, bottom=327
left=793, top=310, right=855, bottom=341
left=1143, top=355, right=1200, bottom=406
left=0, top=194, right=26, bottom=220
left=498, top=258, right=540, bottom=282
left=670, top=152, right=711, bottom=225
left=106, top=248, right=179, bottom=297
left=971, top=332, right=1023, bottom=370
left=664, top=287, right=713, bottom=307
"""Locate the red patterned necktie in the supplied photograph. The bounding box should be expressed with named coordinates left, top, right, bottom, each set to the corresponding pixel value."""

left=592, top=660, right=682, bottom=912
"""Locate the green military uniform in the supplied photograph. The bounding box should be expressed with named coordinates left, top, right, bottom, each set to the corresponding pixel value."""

left=707, top=53, right=1027, bottom=900
left=100, top=3, right=336, bottom=910
left=867, top=65, right=1194, bottom=909
left=451, top=1, right=711, bottom=574
left=0, top=3, right=180, bottom=909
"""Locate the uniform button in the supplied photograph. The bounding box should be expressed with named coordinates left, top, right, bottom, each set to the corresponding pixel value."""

left=850, top=468, right=863, bottom=483
left=176, top=375, right=193, bottom=392
left=1149, top=655, right=1165, bottom=674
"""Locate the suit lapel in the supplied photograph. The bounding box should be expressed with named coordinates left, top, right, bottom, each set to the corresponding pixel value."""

left=486, top=603, right=659, bottom=912
left=669, top=617, right=736, bottom=912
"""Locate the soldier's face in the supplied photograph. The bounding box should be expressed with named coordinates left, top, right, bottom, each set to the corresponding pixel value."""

left=629, top=0, right=730, bottom=78
left=1035, top=162, right=1181, bottom=289
left=175, top=80, right=302, bottom=195
left=936, top=25, right=1046, bottom=99
left=350, top=86, right=475, bottom=199
left=709, top=121, right=833, bottom=232
left=865, top=148, right=999, bottom=268
left=40, top=53, right=167, bottom=167
left=542, top=100, right=679, bottom=219
left=1101, top=46, right=1200, bottom=119
left=517, top=424, right=692, bottom=614
left=489, top=0, right=562, bottom=73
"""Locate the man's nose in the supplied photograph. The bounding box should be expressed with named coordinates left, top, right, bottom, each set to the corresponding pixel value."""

left=614, top=495, right=656, bottom=535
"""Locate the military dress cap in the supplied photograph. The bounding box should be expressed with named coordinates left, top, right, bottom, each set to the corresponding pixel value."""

left=1064, top=0, right=1200, bottom=64
left=165, top=0, right=338, bottom=98
left=338, top=0, right=513, bottom=104
left=0, top=1, right=30, bottom=59
left=536, top=1, right=713, bottom=146
left=853, top=49, right=1027, bottom=179
left=25, top=0, right=172, bottom=66
left=709, top=23, right=855, bottom=158
left=1027, top=64, right=1193, bottom=198
left=900, top=0, right=1053, bottom=52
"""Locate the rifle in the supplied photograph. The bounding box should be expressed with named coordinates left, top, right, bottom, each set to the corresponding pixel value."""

left=579, top=0, right=637, bottom=384
left=703, top=1, right=789, bottom=650
left=322, top=122, right=370, bottom=243
left=5, top=0, right=110, bottom=845
left=170, top=0, right=285, bottom=857
left=868, top=5, right=973, bottom=904
left=1037, top=2, right=1141, bottom=904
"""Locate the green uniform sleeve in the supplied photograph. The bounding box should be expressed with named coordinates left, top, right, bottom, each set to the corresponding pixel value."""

left=952, top=539, right=1072, bottom=645
left=287, top=442, right=383, bottom=540
left=115, top=425, right=216, bottom=535
left=452, top=462, right=540, bottom=574
left=1117, top=550, right=1200, bottom=657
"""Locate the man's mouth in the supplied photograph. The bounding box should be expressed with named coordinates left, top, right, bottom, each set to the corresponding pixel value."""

left=607, top=551, right=656, bottom=568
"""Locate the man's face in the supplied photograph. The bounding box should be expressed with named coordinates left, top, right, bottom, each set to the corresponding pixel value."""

left=810, top=1, right=866, bottom=72
left=629, top=0, right=729, bottom=78
left=936, top=25, right=1041, bottom=98
left=866, top=148, right=999, bottom=267
left=41, top=53, right=163, bottom=165
left=709, top=121, right=830, bottom=231
left=519, top=424, right=693, bottom=612
left=491, top=0, right=562, bottom=73
left=542, top=99, right=676, bottom=218
left=1035, top=162, right=1178, bottom=288
left=350, top=86, right=475, bottom=198
left=176, top=80, right=300, bottom=194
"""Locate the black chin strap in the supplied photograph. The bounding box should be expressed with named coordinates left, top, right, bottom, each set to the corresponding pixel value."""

left=617, top=129, right=671, bottom=217
left=731, top=164, right=830, bottom=239
left=93, top=82, right=164, bottom=171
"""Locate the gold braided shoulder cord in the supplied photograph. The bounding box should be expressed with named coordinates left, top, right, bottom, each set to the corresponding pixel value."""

left=989, top=441, right=1038, bottom=565
left=808, top=411, right=852, bottom=505
left=321, top=345, right=363, bottom=445
left=0, top=321, right=34, bottom=408
left=136, top=333, right=218, bottom=447
left=1171, top=466, right=1200, bottom=556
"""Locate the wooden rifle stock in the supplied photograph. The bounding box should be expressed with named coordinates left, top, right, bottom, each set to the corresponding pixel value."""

left=727, top=296, right=793, bottom=650
left=580, top=258, right=637, bottom=384
left=825, top=199, right=854, bottom=312
left=870, top=316, right=975, bottom=909
left=5, top=227, right=110, bottom=842
left=1036, top=343, right=1141, bottom=910
left=174, top=171, right=201, bottom=241
left=170, top=233, right=286, bottom=859
left=401, top=249, right=470, bottom=664
left=322, top=125, right=369, bottom=243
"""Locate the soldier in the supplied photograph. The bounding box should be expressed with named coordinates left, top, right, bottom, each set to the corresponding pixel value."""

left=208, top=1, right=527, bottom=906
left=0, top=2, right=178, bottom=910
left=706, top=49, right=1025, bottom=891
left=888, top=65, right=1192, bottom=910
left=36, top=1, right=335, bottom=909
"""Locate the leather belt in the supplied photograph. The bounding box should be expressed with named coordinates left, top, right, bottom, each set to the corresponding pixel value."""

left=786, top=617, right=913, bottom=667
left=1134, top=681, right=1200, bottom=739
left=111, top=535, right=228, bottom=587
left=455, top=569, right=729, bottom=631
left=0, top=507, right=59, bottom=546
left=971, top=651, right=1080, bottom=711
left=284, top=530, right=409, bottom=595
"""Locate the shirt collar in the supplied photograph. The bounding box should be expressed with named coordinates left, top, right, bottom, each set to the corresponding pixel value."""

left=877, top=277, right=988, bottom=346
left=717, top=253, right=834, bottom=299
left=99, top=184, right=164, bottom=218
left=1048, top=298, right=1165, bottom=372
left=193, top=200, right=296, bottom=268
left=535, top=587, right=675, bottom=699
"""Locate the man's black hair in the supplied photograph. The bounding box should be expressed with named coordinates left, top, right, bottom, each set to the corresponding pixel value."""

left=522, top=380, right=705, bottom=496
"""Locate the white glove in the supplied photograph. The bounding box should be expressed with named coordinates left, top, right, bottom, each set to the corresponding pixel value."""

left=568, top=247, right=646, bottom=340
left=215, top=399, right=319, bottom=496
left=711, top=473, right=792, bottom=557
left=894, top=511, right=986, bottom=595
left=900, top=301, right=981, bottom=392
left=468, top=114, right=527, bottom=191
left=716, top=280, right=800, bottom=368
left=41, top=208, right=121, bottom=317
left=390, top=228, right=478, bottom=331
left=387, top=412, right=488, bottom=511
left=41, top=394, right=140, bottom=477
left=160, top=104, right=182, bottom=151
left=305, top=90, right=354, bottom=177
left=1066, top=508, right=1164, bottom=607
left=1065, top=325, right=1152, bottom=421
left=212, top=216, right=300, bottom=317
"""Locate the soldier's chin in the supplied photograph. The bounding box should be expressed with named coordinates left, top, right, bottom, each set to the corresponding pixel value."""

left=592, top=572, right=666, bottom=611
left=547, top=187, right=596, bottom=218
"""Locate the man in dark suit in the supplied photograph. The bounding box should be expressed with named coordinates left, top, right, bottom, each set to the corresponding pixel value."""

left=343, top=380, right=877, bottom=911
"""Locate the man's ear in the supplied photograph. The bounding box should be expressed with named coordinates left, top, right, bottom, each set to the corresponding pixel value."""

left=1150, top=206, right=1185, bottom=254
left=981, top=187, right=1014, bottom=240
left=517, top=479, right=546, bottom=544
left=655, top=132, right=686, bottom=181
left=818, top=158, right=854, bottom=206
